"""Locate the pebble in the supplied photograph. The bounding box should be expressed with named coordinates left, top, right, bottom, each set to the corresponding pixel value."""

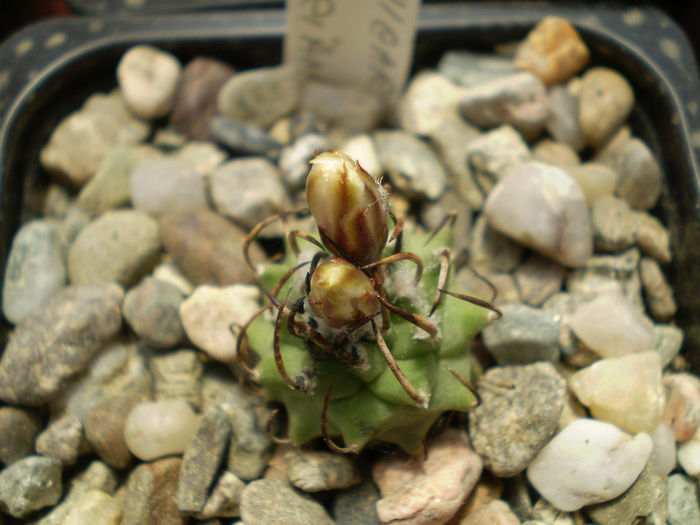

left=332, top=478, right=381, bottom=525
left=340, top=133, right=382, bottom=178
left=68, top=209, right=161, bottom=286
left=122, top=276, right=185, bottom=348
left=546, top=83, right=585, bottom=152
left=513, top=17, right=589, bottom=85
left=172, top=140, right=228, bottom=177
left=648, top=423, right=676, bottom=477
left=667, top=474, right=700, bottom=525
left=568, top=291, right=655, bottom=358
left=633, top=210, right=672, bottom=263
left=35, top=413, right=86, bottom=466
left=130, top=157, right=208, bottom=216
left=124, top=399, right=198, bottom=461
left=374, top=130, right=447, bottom=200
left=513, top=252, right=565, bottom=306
left=529, top=498, right=577, bottom=525
left=469, top=212, right=524, bottom=274
left=240, top=479, right=334, bottom=525
left=121, top=457, right=184, bottom=525
left=460, top=268, right=521, bottom=306
left=437, top=50, right=517, bottom=87
left=176, top=406, right=232, bottom=513
left=217, top=65, right=300, bottom=129
left=209, top=115, right=283, bottom=155
left=677, top=432, right=700, bottom=476
left=459, top=71, right=549, bottom=140
left=469, top=362, right=567, bottom=476
left=641, top=256, right=677, bottom=320
left=56, top=205, right=91, bottom=260
left=465, top=124, right=532, bottom=195
left=484, top=161, right=592, bottom=267
left=40, top=90, right=150, bottom=187
left=0, top=406, right=41, bottom=465
left=579, top=67, right=634, bottom=147
left=586, top=463, right=666, bottom=525
left=595, top=129, right=663, bottom=210
left=287, top=450, right=361, bottom=492
left=532, top=139, right=579, bottom=166
left=158, top=208, right=261, bottom=285
left=0, top=283, right=124, bottom=405
left=170, top=57, right=235, bottom=140
left=481, top=304, right=560, bottom=364
left=179, top=284, right=260, bottom=362
left=152, top=258, right=194, bottom=295
left=0, top=455, right=62, bottom=518
left=195, top=470, right=245, bottom=519
left=563, top=161, right=618, bottom=205
left=2, top=219, right=66, bottom=324
left=226, top=395, right=272, bottom=481
left=569, top=351, right=665, bottom=433
left=397, top=71, right=465, bottom=135
left=63, top=489, right=122, bottom=525
left=117, top=45, right=181, bottom=119
left=591, top=194, right=637, bottom=252
left=460, top=499, right=520, bottom=525
left=541, top=292, right=591, bottom=366
left=526, top=418, right=653, bottom=511
left=268, top=112, right=321, bottom=145
left=458, top=472, right=505, bottom=518
left=210, top=157, right=291, bottom=230
left=150, top=349, right=203, bottom=409
left=43, top=182, right=73, bottom=219
left=662, top=373, right=700, bottom=441
left=77, top=145, right=162, bottom=216
left=278, top=132, right=330, bottom=189
left=373, top=428, right=482, bottom=525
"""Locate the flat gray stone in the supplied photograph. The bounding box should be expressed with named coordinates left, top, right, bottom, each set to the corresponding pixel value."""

left=513, top=252, right=565, bottom=307
left=332, top=478, right=381, bottom=525
left=0, top=455, right=62, bottom=518
left=151, top=349, right=204, bottom=409
left=0, top=407, right=42, bottom=465
left=287, top=450, right=360, bottom=492
left=240, top=479, right=334, bottom=525
left=209, top=116, right=282, bottom=156
left=437, top=50, right=517, bottom=87
left=35, top=413, right=86, bottom=466
left=123, top=276, right=185, bottom=348
left=667, top=474, right=700, bottom=525
left=121, top=457, right=184, bottom=525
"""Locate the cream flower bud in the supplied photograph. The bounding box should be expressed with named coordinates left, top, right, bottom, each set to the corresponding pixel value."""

left=306, top=151, right=388, bottom=266
left=309, top=258, right=380, bottom=328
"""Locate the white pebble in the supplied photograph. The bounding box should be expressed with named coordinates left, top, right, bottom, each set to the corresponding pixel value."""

left=677, top=431, right=700, bottom=477
left=569, top=351, right=665, bottom=434
left=527, top=418, right=652, bottom=511
left=568, top=292, right=655, bottom=358
left=117, top=45, right=182, bottom=119
left=648, top=423, right=676, bottom=477
left=124, top=399, right=197, bottom=461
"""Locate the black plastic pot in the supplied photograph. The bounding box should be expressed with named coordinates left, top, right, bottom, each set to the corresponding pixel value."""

left=0, top=3, right=699, bottom=367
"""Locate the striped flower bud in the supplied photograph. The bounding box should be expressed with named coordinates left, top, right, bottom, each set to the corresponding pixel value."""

left=306, top=151, right=388, bottom=266
left=309, top=258, right=380, bottom=328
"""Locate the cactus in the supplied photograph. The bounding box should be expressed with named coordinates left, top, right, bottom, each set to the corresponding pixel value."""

left=238, top=151, right=498, bottom=454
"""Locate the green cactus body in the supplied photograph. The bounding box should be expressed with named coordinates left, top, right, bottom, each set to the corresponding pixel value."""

left=245, top=220, right=492, bottom=454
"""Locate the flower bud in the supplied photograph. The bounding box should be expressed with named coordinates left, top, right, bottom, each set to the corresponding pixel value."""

left=309, top=258, right=380, bottom=328
left=306, top=151, right=388, bottom=266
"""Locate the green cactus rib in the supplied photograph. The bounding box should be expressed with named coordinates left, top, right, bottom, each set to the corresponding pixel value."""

left=246, top=221, right=491, bottom=454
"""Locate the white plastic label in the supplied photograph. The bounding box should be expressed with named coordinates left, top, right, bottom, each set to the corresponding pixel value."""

left=284, top=0, right=421, bottom=104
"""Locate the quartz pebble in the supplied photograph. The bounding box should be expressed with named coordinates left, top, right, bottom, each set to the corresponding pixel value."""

left=0, top=406, right=41, bottom=465
left=121, top=457, right=183, bottom=525
left=2, top=219, right=66, bottom=324
left=240, top=479, right=334, bottom=525
left=484, top=161, right=592, bottom=267
left=648, top=422, right=677, bottom=477
left=124, top=399, right=198, bottom=461
left=677, top=432, right=700, bottom=476
left=633, top=210, right=672, bottom=263
left=35, top=413, right=86, bottom=466
left=641, top=256, right=677, bottom=320
left=570, top=351, right=665, bottom=434
left=123, top=276, right=185, bottom=348
left=287, top=450, right=361, bottom=492
left=278, top=132, right=330, bottom=189
left=0, top=455, right=63, bottom=518
left=526, top=418, right=652, bottom=511
left=398, top=71, right=464, bottom=135
left=373, top=428, right=482, bottom=525
left=63, top=489, right=122, bottom=525
left=662, top=373, right=700, bottom=441
left=591, top=194, right=637, bottom=252
left=579, top=67, right=634, bottom=147
left=563, top=161, right=618, bottom=204
left=546, top=83, right=585, bottom=152
left=469, top=362, right=567, bottom=476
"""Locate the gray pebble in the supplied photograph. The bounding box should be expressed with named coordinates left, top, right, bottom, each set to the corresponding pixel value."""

left=0, top=455, right=62, bottom=518
left=641, top=256, right=677, bottom=321
left=459, top=71, right=549, bottom=140
left=2, top=219, right=66, bottom=325
left=211, top=157, right=291, bottom=230
left=209, top=116, right=282, bottom=156
left=633, top=210, right=672, bottom=264
left=437, top=50, right=517, bottom=87
left=595, top=129, right=663, bottom=210
left=481, top=303, right=560, bottom=364
left=332, top=478, right=380, bottom=525
left=541, top=292, right=594, bottom=368
left=374, top=130, right=448, bottom=200
left=172, top=141, right=227, bottom=178
left=0, top=407, right=41, bottom=465
left=469, top=213, right=523, bottom=274
left=176, top=406, right=232, bottom=514
left=667, top=473, right=700, bottom=525
left=40, top=90, right=150, bottom=187
left=68, top=209, right=161, bottom=286
left=579, top=67, right=634, bottom=147
left=121, top=457, right=183, bottom=525
left=397, top=71, right=465, bottom=136
left=56, top=205, right=90, bottom=262
left=130, top=157, right=208, bottom=217
left=151, top=349, right=203, bottom=409
left=196, top=471, right=245, bottom=519
left=591, top=194, right=637, bottom=252
left=35, top=413, right=86, bottom=466
left=469, top=362, right=566, bottom=476
left=0, top=283, right=124, bottom=405
left=287, top=450, right=361, bottom=492
left=123, top=276, right=185, bottom=348
left=278, top=133, right=330, bottom=190
left=226, top=399, right=272, bottom=481
left=43, top=182, right=73, bottom=219
left=652, top=324, right=684, bottom=367
left=240, top=479, right=334, bottom=525
left=513, top=252, right=565, bottom=307
left=546, top=83, right=585, bottom=152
